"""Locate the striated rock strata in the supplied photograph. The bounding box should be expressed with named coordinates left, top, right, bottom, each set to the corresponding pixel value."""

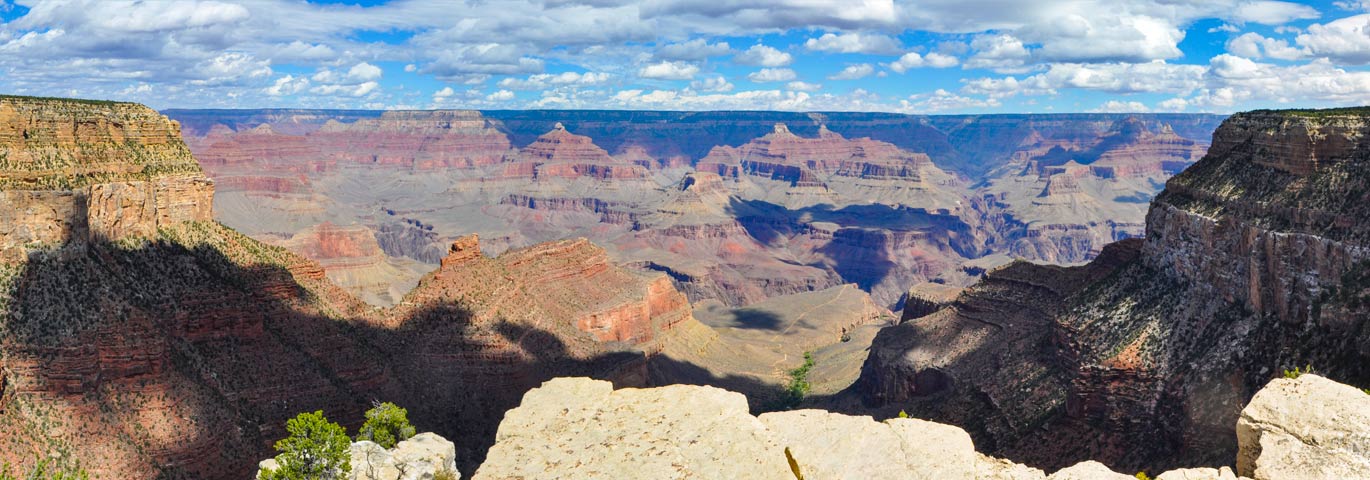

left=0, top=97, right=700, bottom=479
left=856, top=108, right=1370, bottom=472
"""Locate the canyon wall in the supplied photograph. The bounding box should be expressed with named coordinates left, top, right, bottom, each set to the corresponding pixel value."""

left=856, top=109, right=1370, bottom=472
left=0, top=97, right=701, bottom=479
left=168, top=109, right=1222, bottom=311
left=0, top=96, right=213, bottom=259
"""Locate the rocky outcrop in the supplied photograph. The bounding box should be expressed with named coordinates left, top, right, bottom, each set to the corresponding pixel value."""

left=474, top=378, right=791, bottom=480
left=476, top=376, right=1358, bottom=479
left=257, top=432, right=459, bottom=480
left=856, top=108, right=1370, bottom=473
left=0, top=96, right=213, bottom=259
left=1236, top=374, right=1370, bottom=480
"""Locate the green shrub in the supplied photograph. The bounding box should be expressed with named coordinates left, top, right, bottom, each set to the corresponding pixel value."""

left=0, top=460, right=88, bottom=480
left=357, top=402, right=417, bottom=449
left=897, top=410, right=909, bottom=419
left=434, top=467, right=460, bottom=480
left=260, top=411, right=352, bottom=480
left=1135, top=472, right=1151, bottom=480
left=1283, top=364, right=1315, bottom=379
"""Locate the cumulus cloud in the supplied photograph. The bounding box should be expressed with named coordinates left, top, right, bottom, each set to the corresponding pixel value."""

left=965, top=34, right=1032, bottom=72
left=748, top=68, right=797, bottom=82
left=487, top=89, right=516, bottom=101
left=828, top=63, right=874, bottom=80
left=311, top=81, right=379, bottom=97
left=902, top=89, right=999, bottom=113
left=1227, top=32, right=1306, bottom=60
left=735, top=44, right=793, bottom=67
left=804, top=32, right=903, bottom=55
left=691, top=75, right=734, bottom=92
left=639, top=60, right=699, bottom=80
left=498, top=71, right=612, bottom=90
left=888, top=51, right=958, bottom=72
left=2, top=0, right=1369, bottom=111
left=433, top=86, right=455, bottom=99
left=264, top=74, right=309, bottom=96
left=656, top=38, right=731, bottom=60
left=1229, top=1, right=1320, bottom=25
left=1297, top=14, right=1370, bottom=64
left=1089, top=100, right=1151, bottom=113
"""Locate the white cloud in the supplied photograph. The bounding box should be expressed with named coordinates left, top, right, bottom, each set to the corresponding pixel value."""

left=639, top=60, right=699, bottom=80
left=902, top=89, right=999, bottom=113
left=965, top=34, right=1032, bottom=72
left=265, top=74, right=309, bottom=96
left=347, top=62, right=383, bottom=82
left=433, top=86, right=455, bottom=99
left=960, top=76, right=1055, bottom=98
left=888, top=51, right=959, bottom=73
left=1227, top=32, right=1306, bottom=60
left=786, top=81, right=822, bottom=91
left=487, top=89, right=516, bottom=101
left=1229, top=1, right=1320, bottom=25
left=311, top=81, right=380, bottom=97
left=656, top=38, right=731, bottom=60
left=1158, top=97, right=1189, bottom=111
left=748, top=68, right=797, bottom=82
left=498, top=71, right=612, bottom=90
left=1089, top=100, right=1151, bottom=113
left=828, top=63, right=874, bottom=80
left=691, top=76, right=734, bottom=92
left=735, top=44, right=793, bottom=67
left=1297, top=14, right=1370, bottom=64
left=804, top=32, right=903, bottom=55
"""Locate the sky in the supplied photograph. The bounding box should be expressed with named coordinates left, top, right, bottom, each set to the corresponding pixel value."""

left=3, top=0, right=1370, bottom=113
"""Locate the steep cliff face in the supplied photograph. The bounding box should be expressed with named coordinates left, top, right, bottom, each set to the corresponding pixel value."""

left=857, top=108, right=1370, bottom=472
left=981, top=117, right=1209, bottom=264
left=0, top=97, right=700, bottom=479
left=0, top=96, right=213, bottom=259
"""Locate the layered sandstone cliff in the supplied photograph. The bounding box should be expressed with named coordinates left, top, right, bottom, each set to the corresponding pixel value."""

left=0, top=97, right=700, bottom=479
left=856, top=108, right=1370, bottom=472
left=0, top=96, right=213, bottom=259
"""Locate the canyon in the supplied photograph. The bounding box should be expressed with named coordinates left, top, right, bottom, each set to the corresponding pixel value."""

left=167, top=108, right=1223, bottom=312
left=3, top=95, right=1368, bottom=480
left=856, top=108, right=1370, bottom=472
left=0, top=96, right=701, bottom=478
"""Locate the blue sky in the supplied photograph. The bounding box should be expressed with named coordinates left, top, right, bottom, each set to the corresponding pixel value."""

left=3, top=0, right=1370, bottom=113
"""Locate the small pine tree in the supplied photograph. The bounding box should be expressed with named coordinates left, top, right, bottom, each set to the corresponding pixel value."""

left=261, top=410, right=352, bottom=480
left=357, top=401, right=417, bottom=449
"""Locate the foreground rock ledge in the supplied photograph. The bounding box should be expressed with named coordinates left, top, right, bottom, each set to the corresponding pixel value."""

left=471, top=375, right=1368, bottom=480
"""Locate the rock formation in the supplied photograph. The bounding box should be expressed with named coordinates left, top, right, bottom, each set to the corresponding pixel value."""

left=475, top=375, right=1365, bottom=479
left=0, top=96, right=213, bottom=260
left=169, top=109, right=1221, bottom=311
left=257, top=432, right=459, bottom=480
left=1236, top=374, right=1370, bottom=479
left=0, top=96, right=700, bottom=479
left=856, top=108, right=1370, bottom=472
